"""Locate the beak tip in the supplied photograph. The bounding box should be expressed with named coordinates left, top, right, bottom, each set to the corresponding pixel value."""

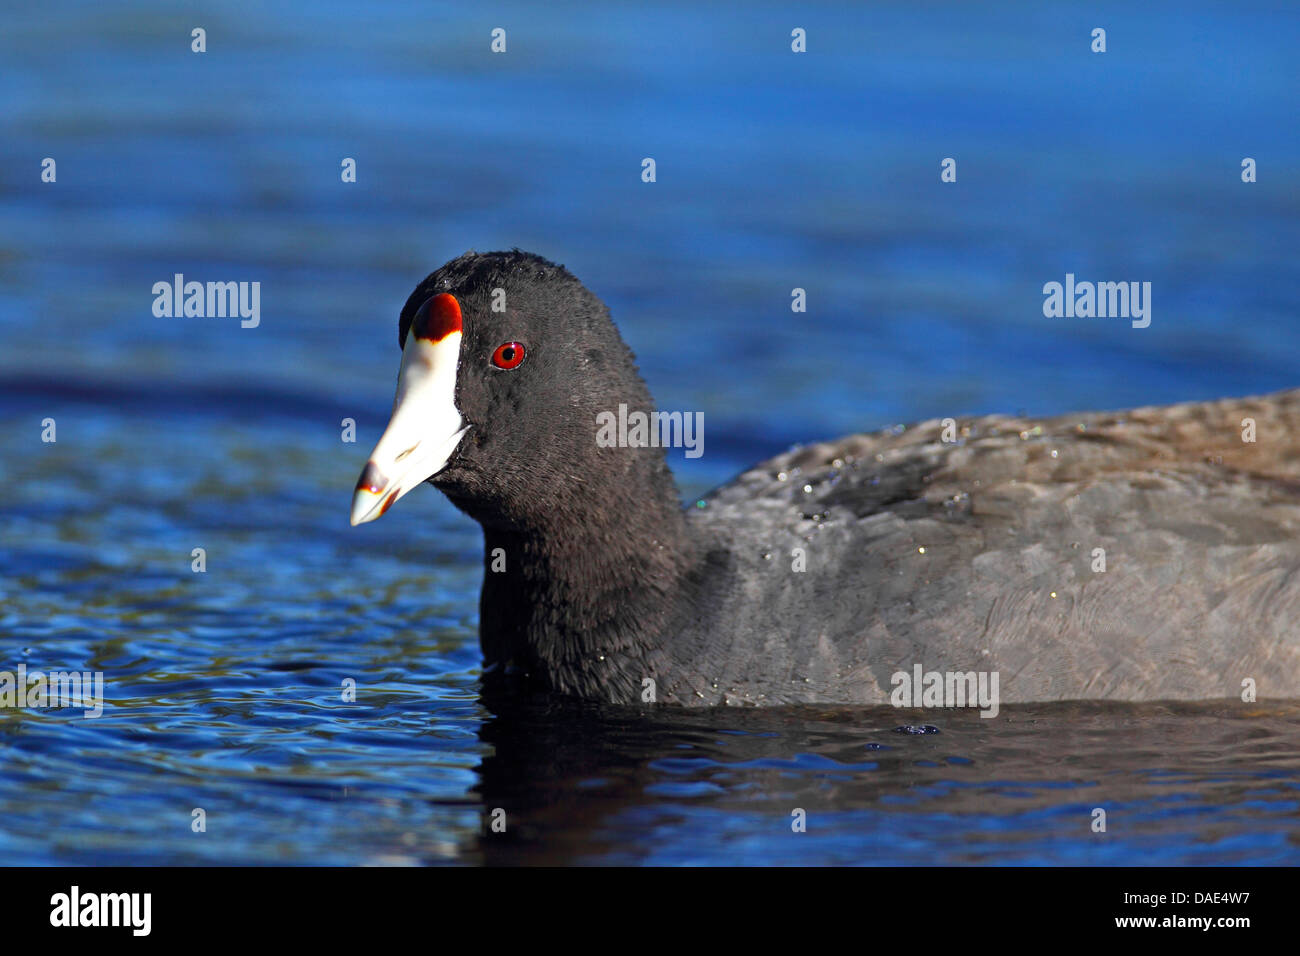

left=349, top=492, right=377, bottom=527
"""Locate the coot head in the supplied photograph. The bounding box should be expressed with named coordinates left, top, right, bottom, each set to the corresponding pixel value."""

left=350, top=250, right=664, bottom=532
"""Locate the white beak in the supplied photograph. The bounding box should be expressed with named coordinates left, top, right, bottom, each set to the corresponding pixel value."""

left=350, top=297, right=468, bottom=526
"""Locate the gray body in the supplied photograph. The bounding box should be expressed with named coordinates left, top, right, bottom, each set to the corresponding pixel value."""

left=672, top=390, right=1300, bottom=705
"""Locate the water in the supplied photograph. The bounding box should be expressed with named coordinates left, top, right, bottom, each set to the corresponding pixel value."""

left=1, top=1, right=1298, bottom=865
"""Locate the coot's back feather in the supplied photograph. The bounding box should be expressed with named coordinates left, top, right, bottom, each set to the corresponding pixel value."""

left=687, top=390, right=1300, bottom=704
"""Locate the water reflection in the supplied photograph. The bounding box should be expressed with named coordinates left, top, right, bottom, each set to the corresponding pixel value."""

left=465, top=694, right=1300, bottom=865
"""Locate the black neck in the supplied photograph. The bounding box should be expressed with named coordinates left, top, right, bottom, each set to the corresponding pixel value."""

left=471, top=454, right=696, bottom=701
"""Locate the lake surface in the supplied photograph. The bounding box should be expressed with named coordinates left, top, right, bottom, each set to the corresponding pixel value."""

left=1, top=1, right=1298, bottom=864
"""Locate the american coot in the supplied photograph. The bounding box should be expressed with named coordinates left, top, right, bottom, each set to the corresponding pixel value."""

left=351, top=250, right=1300, bottom=706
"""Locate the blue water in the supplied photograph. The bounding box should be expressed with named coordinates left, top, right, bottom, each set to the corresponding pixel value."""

left=1, top=1, right=1298, bottom=864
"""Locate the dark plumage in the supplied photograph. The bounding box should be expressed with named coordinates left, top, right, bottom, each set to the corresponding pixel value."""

left=356, top=250, right=1300, bottom=706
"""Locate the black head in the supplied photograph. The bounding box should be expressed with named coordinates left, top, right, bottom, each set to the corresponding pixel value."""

left=351, top=250, right=669, bottom=533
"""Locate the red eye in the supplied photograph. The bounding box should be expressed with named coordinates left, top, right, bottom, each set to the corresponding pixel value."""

left=491, top=341, right=525, bottom=370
